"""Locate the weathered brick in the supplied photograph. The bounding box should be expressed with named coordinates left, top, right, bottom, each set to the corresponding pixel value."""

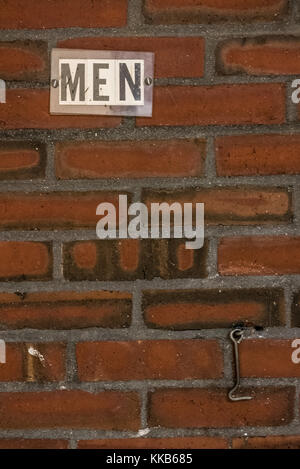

left=233, top=436, right=300, bottom=449
left=0, top=439, right=69, bottom=449
left=0, top=342, right=66, bottom=382
left=143, top=187, right=291, bottom=225
left=0, top=192, right=130, bottom=229
left=64, top=239, right=208, bottom=281
left=56, top=140, right=206, bottom=179
left=292, top=292, right=300, bottom=327
left=144, top=0, right=288, bottom=24
left=0, top=142, right=46, bottom=180
left=219, top=237, right=300, bottom=276
left=143, top=289, right=284, bottom=329
left=149, top=388, right=294, bottom=428
left=0, top=242, right=51, bottom=281
left=78, top=437, right=228, bottom=449
left=76, top=340, right=223, bottom=381
left=0, top=41, right=48, bottom=81
left=0, top=291, right=131, bottom=330
left=218, top=37, right=300, bottom=76
left=240, top=339, right=300, bottom=377
left=0, top=0, right=127, bottom=29
left=58, top=37, right=204, bottom=78
left=0, top=391, right=140, bottom=429
left=216, top=134, right=300, bottom=176
left=137, top=84, right=285, bottom=127
left=0, top=90, right=121, bottom=130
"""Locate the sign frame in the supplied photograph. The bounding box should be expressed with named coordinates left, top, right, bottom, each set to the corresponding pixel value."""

left=50, top=48, right=154, bottom=117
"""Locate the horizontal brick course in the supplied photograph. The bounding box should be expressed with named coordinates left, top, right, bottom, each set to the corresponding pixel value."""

left=0, top=439, right=69, bottom=449
left=0, top=142, right=46, bottom=179
left=240, top=339, right=300, bottom=377
left=219, top=237, right=300, bottom=276
left=144, top=0, right=288, bottom=23
left=0, top=0, right=128, bottom=29
left=0, top=41, right=48, bottom=81
left=233, top=436, right=300, bottom=449
left=218, top=37, right=300, bottom=76
left=216, top=134, right=300, bottom=176
left=149, top=388, right=294, bottom=428
left=0, top=291, right=131, bottom=330
left=0, top=342, right=66, bottom=382
left=143, top=187, right=291, bottom=225
left=76, top=340, right=223, bottom=381
left=0, top=391, right=140, bottom=429
left=78, top=437, right=228, bottom=449
left=137, top=84, right=285, bottom=127
left=0, top=192, right=130, bottom=230
left=0, top=242, right=51, bottom=281
left=142, top=289, right=284, bottom=329
left=64, top=239, right=208, bottom=281
left=56, top=140, right=206, bottom=179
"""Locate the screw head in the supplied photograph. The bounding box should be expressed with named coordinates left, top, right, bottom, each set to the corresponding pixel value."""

left=144, top=77, right=153, bottom=86
left=51, top=79, right=59, bottom=88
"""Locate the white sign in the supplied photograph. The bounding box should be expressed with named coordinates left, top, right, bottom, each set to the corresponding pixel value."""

left=0, top=79, right=5, bottom=103
left=50, top=49, right=154, bottom=117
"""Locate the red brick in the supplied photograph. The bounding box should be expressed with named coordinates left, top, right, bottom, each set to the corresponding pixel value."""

left=0, top=41, right=48, bottom=81
left=0, top=291, right=132, bottom=330
left=149, top=388, right=294, bottom=428
left=0, top=142, right=45, bottom=180
left=78, top=437, right=228, bottom=449
left=0, top=242, right=51, bottom=280
left=72, top=242, right=97, bottom=270
left=292, top=292, right=300, bottom=327
left=64, top=239, right=207, bottom=281
left=296, top=104, right=300, bottom=122
left=76, top=340, right=223, bottom=381
left=0, top=89, right=121, bottom=130
left=233, top=436, right=300, bottom=449
left=218, top=37, right=300, bottom=76
left=137, top=84, right=285, bottom=127
left=240, top=339, right=300, bottom=378
left=0, top=391, right=140, bottom=430
left=143, top=289, right=284, bottom=329
left=0, top=439, right=69, bottom=449
left=0, top=192, right=128, bottom=229
left=118, top=239, right=140, bottom=272
left=219, top=237, right=300, bottom=276
left=177, top=244, right=194, bottom=271
left=58, top=37, right=204, bottom=78
left=216, top=134, right=300, bottom=176
left=0, top=342, right=66, bottom=382
left=56, top=140, right=206, bottom=179
left=143, top=188, right=291, bottom=225
left=0, top=0, right=127, bottom=29
left=144, top=0, right=288, bottom=23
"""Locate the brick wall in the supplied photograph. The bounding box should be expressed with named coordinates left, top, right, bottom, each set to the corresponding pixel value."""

left=0, top=0, right=299, bottom=450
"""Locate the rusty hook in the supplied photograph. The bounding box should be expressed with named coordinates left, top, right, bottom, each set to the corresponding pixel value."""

left=228, top=328, right=253, bottom=402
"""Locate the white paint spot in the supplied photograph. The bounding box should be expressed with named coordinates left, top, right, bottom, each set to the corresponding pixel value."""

left=137, top=428, right=150, bottom=437
left=28, top=347, right=46, bottom=367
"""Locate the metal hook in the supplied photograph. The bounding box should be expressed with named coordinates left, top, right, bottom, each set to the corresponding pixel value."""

left=228, top=328, right=253, bottom=402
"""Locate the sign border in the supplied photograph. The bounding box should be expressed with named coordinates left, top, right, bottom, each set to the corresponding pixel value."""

left=50, top=48, right=154, bottom=117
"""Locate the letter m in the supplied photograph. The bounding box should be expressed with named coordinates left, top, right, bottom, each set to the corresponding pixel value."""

left=60, top=62, right=85, bottom=102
